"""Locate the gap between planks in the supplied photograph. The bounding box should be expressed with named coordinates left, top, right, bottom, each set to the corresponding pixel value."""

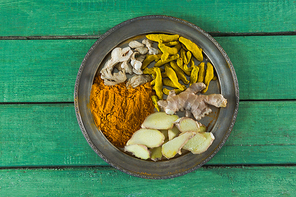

left=0, top=101, right=73, bottom=105
left=1, top=163, right=296, bottom=171
left=1, top=31, right=296, bottom=40
left=1, top=99, right=296, bottom=105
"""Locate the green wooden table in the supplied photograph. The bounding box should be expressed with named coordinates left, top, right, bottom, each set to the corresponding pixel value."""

left=1, top=1, right=295, bottom=196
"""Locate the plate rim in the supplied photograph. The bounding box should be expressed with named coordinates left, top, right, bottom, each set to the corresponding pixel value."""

left=74, top=15, right=239, bottom=179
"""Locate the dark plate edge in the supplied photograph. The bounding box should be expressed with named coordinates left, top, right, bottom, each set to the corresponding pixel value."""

left=74, top=15, right=240, bottom=179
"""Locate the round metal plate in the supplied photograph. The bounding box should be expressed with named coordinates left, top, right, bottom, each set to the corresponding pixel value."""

left=74, top=15, right=239, bottom=179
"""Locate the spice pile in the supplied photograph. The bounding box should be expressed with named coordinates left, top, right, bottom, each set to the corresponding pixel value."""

left=90, top=75, right=155, bottom=147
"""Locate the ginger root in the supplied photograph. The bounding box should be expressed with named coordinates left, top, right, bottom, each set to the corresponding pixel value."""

left=141, top=112, right=179, bottom=130
left=124, top=144, right=150, bottom=160
left=168, top=126, right=180, bottom=141
left=162, top=131, right=196, bottom=159
left=175, top=117, right=201, bottom=133
left=183, top=131, right=215, bottom=154
left=150, top=146, right=163, bottom=161
left=126, top=128, right=165, bottom=148
left=157, top=82, right=227, bottom=120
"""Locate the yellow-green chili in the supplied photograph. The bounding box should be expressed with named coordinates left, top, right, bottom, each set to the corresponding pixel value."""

left=202, top=62, right=214, bottom=93
left=179, top=36, right=203, bottom=62
left=169, top=61, right=189, bottom=84
left=197, top=62, right=205, bottom=82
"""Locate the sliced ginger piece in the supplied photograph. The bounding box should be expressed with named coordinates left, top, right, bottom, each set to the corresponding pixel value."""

left=168, top=126, right=180, bottom=141
left=199, top=125, right=207, bottom=133
left=162, top=131, right=196, bottom=159
left=141, top=112, right=179, bottom=130
left=175, top=117, right=201, bottom=133
left=126, top=128, right=165, bottom=148
left=183, top=132, right=215, bottom=154
left=160, top=130, right=170, bottom=144
left=124, top=144, right=150, bottom=160
left=182, top=133, right=206, bottom=152
left=150, top=146, right=163, bottom=161
left=160, top=130, right=168, bottom=141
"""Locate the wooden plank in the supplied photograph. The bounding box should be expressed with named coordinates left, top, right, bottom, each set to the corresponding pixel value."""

left=208, top=145, right=296, bottom=165
left=0, top=166, right=295, bottom=196
left=1, top=35, right=296, bottom=102
left=215, top=36, right=296, bottom=100
left=0, top=103, right=105, bottom=167
left=1, top=0, right=295, bottom=36
left=0, top=39, right=95, bottom=102
left=0, top=101, right=295, bottom=167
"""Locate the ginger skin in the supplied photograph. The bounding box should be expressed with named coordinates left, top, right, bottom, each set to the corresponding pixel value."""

left=157, top=82, right=227, bottom=120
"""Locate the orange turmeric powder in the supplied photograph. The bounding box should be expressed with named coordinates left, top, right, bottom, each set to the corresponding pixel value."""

left=90, top=75, right=155, bottom=148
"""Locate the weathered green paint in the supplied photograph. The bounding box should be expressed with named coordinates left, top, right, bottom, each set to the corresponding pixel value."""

left=0, top=166, right=295, bottom=196
left=0, top=102, right=295, bottom=167
left=0, top=104, right=104, bottom=167
left=0, top=39, right=95, bottom=102
left=216, top=36, right=296, bottom=100
left=0, top=0, right=295, bottom=36
left=1, top=0, right=295, bottom=195
left=1, top=36, right=296, bottom=102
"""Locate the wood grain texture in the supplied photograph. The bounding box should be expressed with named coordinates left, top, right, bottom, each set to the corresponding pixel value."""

left=216, top=36, right=296, bottom=100
left=0, top=103, right=104, bottom=167
left=0, top=0, right=295, bottom=36
left=1, top=0, right=295, bottom=194
left=0, top=39, right=95, bottom=102
left=0, top=166, right=295, bottom=196
left=1, top=36, right=296, bottom=102
left=0, top=101, right=295, bottom=167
